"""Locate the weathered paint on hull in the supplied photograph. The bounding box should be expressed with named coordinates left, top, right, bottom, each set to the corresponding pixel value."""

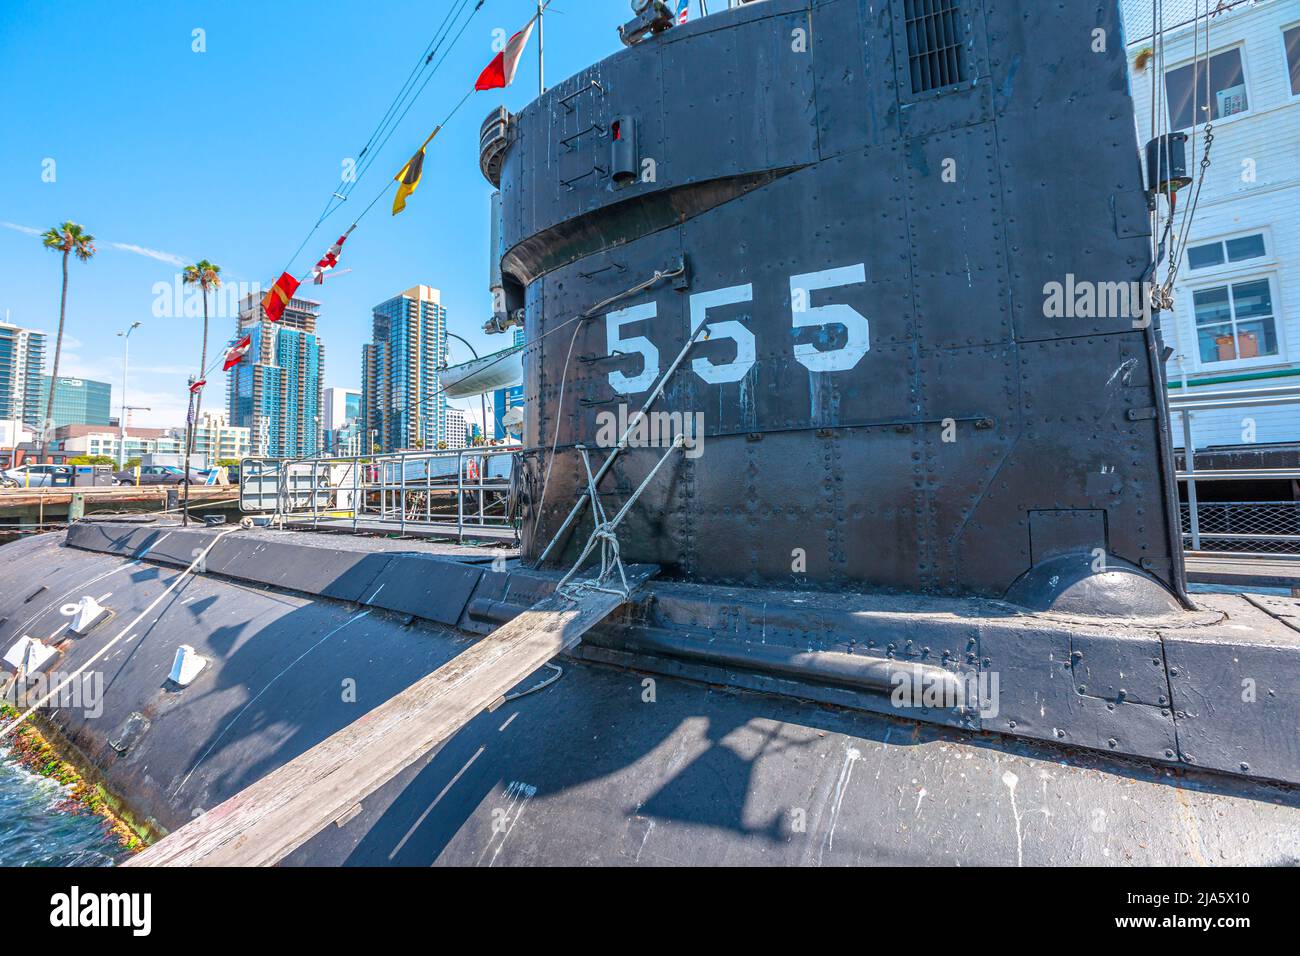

left=1, top=531, right=1295, bottom=865
left=497, top=0, right=1185, bottom=607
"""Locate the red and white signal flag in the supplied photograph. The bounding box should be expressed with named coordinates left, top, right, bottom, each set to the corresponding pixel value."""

left=475, top=16, right=537, bottom=91
left=223, top=334, right=252, bottom=371
left=312, top=224, right=355, bottom=284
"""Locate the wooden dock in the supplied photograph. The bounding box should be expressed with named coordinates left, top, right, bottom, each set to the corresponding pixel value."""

left=0, top=484, right=239, bottom=524
left=1185, top=552, right=1300, bottom=590
left=125, top=565, right=657, bottom=867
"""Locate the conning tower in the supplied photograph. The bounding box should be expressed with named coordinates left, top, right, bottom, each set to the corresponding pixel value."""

left=487, top=0, right=1185, bottom=613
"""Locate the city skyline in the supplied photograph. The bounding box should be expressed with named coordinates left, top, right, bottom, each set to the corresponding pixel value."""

left=0, top=0, right=620, bottom=435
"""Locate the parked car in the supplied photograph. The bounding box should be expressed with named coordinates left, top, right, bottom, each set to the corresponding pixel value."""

left=0, top=463, right=74, bottom=488
left=112, top=464, right=206, bottom=486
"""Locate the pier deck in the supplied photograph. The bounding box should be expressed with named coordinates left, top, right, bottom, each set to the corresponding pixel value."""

left=1185, top=552, right=1300, bottom=590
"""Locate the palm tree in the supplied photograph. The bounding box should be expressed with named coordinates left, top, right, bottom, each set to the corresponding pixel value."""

left=179, top=260, right=220, bottom=527
left=40, top=222, right=95, bottom=457
left=182, top=260, right=221, bottom=422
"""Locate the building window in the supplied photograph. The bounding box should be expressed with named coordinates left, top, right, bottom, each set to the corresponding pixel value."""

left=1164, top=47, right=1248, bottom=129
left=1287, top=24, right=1300, bottom=96
left=1193, top=278, right=1279, bottom=364
left=1186, top=232, right=1267, bottom=270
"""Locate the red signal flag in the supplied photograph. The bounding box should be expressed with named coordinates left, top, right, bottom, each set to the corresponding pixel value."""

left=262, top=272, right=301, bottom=323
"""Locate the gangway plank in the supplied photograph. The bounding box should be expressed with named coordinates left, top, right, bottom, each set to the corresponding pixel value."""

left=125, top=565, right=658, bottom=867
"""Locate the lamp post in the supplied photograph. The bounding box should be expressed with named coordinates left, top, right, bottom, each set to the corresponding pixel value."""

left=115, top=322, right=141, bottom=470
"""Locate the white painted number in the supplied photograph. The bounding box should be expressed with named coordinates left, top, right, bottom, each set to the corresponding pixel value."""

left=789, top=264, right=870, bottom=372
left=690, top=284, right=755, bottom=384
left=602, top=265, right=870, bottom=391
left=606, top=302, right=660, bottom=394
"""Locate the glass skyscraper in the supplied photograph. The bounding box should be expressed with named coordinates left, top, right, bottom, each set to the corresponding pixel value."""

left=0, top=321, right=47, bottom=430
left=491, top=326, right=525, bottom=440
left=361, top=285, right=447, bottom=453
left=228, top=292, right=325, bottom=458
left=323, top=386, right=362, bottom=454
left=39, top=375, right=112, bottom=429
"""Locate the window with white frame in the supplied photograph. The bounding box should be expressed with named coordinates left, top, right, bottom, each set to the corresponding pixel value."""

left=1193, top=278, right=1279, bottom=364
left=1164, top=47, right=1248, bottom=130
left=1286, top=24, right=1300, bottom=97
left=1186, top=232, right=1267, bottom=271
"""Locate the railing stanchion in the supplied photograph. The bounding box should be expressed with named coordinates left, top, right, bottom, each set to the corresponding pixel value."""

left=457, top=451, right=465, bottom=542
left=1182, top=410, right=1202, bottom=552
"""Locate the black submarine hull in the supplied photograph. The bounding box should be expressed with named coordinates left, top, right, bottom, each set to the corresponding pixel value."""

left=2, top=527, right=1297, bottom=865
left=1, top=0, right=1295, bottom=867
left=496, top=0, right=1184, bottom=608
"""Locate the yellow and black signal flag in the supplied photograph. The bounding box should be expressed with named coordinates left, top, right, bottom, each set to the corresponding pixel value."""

left=392, top=125, right=441, bottom=215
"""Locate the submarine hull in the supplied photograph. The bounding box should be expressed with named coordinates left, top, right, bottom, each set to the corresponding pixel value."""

left=2, top=528, right=1297, bottom=865
left=496, top=0, right=1182, bottom=607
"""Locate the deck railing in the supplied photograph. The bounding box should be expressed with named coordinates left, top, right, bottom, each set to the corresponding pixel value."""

left=1168, top=383, right=1300, bottom=555
left=239, top=446, right=520, bottom=543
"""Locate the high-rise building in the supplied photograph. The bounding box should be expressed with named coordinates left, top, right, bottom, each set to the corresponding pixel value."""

left=38, top=375, right=111, bottom=429
left=0, top=321, right=47, bottom=431
left=361, top=285, right=447, bottom=453
left=323, top=386, right=361, bottom=455
left=492, top=384, right=524, bottom=441
left=228, top=292, right=325, bottom=458
left=445, top=407, right=468, bottom=449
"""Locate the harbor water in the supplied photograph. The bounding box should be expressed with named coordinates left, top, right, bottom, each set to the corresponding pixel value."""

left=0, top=745, right=125, bottom=866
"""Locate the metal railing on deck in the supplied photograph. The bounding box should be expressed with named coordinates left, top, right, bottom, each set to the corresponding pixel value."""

left=1168, top=383, right=1300, bottom=555
left=1178, top=501, right=1300, bottom=554
left=239, top=446, right=520, bottom=542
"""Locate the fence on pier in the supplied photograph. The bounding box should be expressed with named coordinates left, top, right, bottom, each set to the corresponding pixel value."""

left=239, top=446, right=520, bottom=543
left=1170, top=383, right=1300, bottom=557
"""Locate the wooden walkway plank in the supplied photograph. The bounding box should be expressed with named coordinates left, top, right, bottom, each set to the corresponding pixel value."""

left=1185, top=553, right=1300, bottom=589
left=125, top=565, right=657, bottom=867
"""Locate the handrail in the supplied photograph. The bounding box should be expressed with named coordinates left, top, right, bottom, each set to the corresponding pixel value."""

left=238, top=446, right=521, bottom=543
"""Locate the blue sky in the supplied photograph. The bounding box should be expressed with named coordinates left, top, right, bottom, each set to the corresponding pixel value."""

left=0, top=0, right=627, bottom=431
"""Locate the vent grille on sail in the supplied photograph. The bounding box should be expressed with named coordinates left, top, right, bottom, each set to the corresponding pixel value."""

left=903, top=0, right=966, bottom=93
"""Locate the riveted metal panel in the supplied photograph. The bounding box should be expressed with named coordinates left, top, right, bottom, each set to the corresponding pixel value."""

left=660, top=4, right=819, bottom=181
left=905, top=123, right=1012, bottom=350
left=500, top=0, right=1182, bottom=605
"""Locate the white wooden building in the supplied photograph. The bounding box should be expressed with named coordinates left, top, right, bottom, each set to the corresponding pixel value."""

left=1123, top=0, right=1300, bottom=451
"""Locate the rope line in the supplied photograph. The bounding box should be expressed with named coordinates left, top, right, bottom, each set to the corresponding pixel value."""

left=0, top=526, right=244, bottom=742
left=275, top=0, right=487, bottom=278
